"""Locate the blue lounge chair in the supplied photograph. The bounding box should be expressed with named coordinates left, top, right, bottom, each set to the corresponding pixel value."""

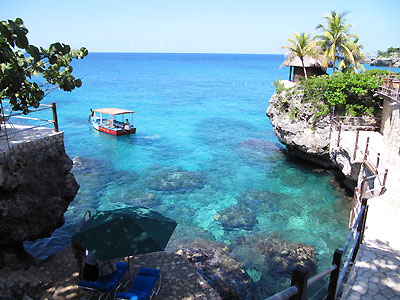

left=78, top=261, right=129, bottom=300
left=116, top=267, right=161, bottom=300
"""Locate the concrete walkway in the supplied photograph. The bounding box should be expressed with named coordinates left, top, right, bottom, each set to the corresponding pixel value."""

left=340, top=131, right=400, bottom=299
left=0, top=123, right=55, bottom=152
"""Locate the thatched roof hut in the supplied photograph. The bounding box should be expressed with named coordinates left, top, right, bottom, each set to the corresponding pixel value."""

left=281, top=55, right=327, bottom=82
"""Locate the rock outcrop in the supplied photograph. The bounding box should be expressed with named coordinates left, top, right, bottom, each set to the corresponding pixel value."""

left=266, top=81, right=333, bottom=167
left=368, top=55, right=400, bottom=68
left=0, top=132, right=79, bottom=261
left=176, top=239, right=252, bottom=300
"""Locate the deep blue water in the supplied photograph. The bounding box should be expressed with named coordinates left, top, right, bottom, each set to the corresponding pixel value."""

left=24, top=53, right=360, bottom=298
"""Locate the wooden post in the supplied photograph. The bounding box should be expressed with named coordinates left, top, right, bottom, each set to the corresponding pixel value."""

left=337, top=124, right=341, bottom=147
left=353, top=187, right=359, bottom=205
left=380, top=169, right=389, bottom=195
left=360, top=177, right=367, bottom=200
left=327, top=249, right=343, bottom=300
left=51, top=102, right=59, bottom=133
left=377, top=75, right=381, bottom=91
left=364, top=137, right=370, bottom=162
left=352, top=198, right=368, bottom=262
left=289, top=265, right=309, bottom=300
left=353, top=129, right=360, bottom=160
left=329, top=117, right=332, bottom=140
left=376, top=153, right=380, bottom=169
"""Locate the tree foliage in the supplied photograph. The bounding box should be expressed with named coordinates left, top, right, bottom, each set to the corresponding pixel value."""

left=315, top=11, right=365, bottom=73
left=281, top=32, right=326, bottom=79
left=377, top=47, right=400, bottom=57
left=0, top=18, right=88, bottom=114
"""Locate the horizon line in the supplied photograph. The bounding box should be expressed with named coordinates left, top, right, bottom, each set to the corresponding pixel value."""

left=84, top=51, right=285, bottom=55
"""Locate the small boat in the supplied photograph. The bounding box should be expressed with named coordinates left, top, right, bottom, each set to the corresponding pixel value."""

left=92, top=108, right=136, bottom=136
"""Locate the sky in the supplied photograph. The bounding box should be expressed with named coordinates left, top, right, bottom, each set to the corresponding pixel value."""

left=1, top=0, right=399, bottom=55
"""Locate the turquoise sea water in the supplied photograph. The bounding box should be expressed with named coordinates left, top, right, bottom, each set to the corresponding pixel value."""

left=23, top=53, right=373, bottom=297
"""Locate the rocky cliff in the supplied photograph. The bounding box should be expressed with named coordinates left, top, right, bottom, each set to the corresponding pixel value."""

left=364, top=54, right=400, bottom=68
left=0, top=131, right=79, bottom=262
left=266, top=81, right=333, bottom=168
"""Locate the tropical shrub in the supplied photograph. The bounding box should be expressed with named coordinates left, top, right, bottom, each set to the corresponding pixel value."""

left=274, top=72, right=382, bottom=122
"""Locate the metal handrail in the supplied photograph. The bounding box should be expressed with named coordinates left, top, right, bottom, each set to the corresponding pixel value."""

left=335, top=231, right=361, bottom=298
left=307, top=265, right=337, bottom=287
left=265, top=286, right=298, bottom=300
left=342, top=205, right=365, bottom=255
left=0, top=101, right=59, bottom=151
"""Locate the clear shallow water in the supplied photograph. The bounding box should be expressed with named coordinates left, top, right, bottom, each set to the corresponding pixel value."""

left=24, top=53, right=355, bottom=297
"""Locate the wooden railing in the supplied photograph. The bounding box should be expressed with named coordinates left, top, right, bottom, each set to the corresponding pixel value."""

left=329, top=116, right=378, bottom=151
left=330, top=116, right=388, bottom=201
left=377, top=75, right=400, bottom=102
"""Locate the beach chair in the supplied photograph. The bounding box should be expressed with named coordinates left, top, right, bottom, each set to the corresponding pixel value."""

left=115, top=267, right=161, bottom=300
left=78, top=261, right=129, bottom=300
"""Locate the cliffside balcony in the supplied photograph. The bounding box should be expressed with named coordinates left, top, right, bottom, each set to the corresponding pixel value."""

left=376, top=75, right=400, bottom=102
left=0, top=101, right=59, bottom=152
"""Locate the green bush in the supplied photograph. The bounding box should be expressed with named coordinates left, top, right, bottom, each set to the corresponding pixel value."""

left=298, top=72, right=381, bottom=117
left=363, top=69, right=390, bottom=76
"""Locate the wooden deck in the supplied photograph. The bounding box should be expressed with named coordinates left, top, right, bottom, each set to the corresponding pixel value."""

left=376, top=75, right=400, bottom=102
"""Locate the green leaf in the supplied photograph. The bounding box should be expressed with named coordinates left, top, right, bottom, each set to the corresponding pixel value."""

left=62, top=44, right=71, bottom=55
left=15, top=33, right=28, bottom=49
left=26, top=45, right=40, bottom=58
left=49, top=55, right=57, bottom=64
left=14, top=18, right=24, bottom=25
left=74, top=78, right=82, bottom=87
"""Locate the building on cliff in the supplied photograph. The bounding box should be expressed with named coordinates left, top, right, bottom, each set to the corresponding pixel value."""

left=281, top=55, right=327, bottom=82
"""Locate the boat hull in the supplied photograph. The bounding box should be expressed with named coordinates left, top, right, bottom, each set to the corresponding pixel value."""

left=98, top=126, right=136, bottom=136
left=92, top=122, right=136, bottom=136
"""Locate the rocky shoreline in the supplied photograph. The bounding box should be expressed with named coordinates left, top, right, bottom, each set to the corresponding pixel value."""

left=266, top=80, right=380, bottom=191
left=0, top=235, right=320, bottom=300
left=363, top=55, right=400, bottom=68
left=266, top=81, right=334, bottom=168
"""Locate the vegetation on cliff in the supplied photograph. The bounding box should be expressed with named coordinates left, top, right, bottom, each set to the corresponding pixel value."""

left=273, top=71, right=388, bottom=122
left=281, top=11, right=365, bottom=75
left=377, top=47, right=400, bottom=58
left=316, top=11, right=365, bottom=73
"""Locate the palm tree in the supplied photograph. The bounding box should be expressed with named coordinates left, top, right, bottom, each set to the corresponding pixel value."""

left=316, top=11, right=362, bottom=73
left=281, top=32, right=325, bottom=79
left=338, top=38, right=366, bottom=73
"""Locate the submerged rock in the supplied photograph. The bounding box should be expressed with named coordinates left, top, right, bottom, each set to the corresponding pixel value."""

left=236, top=139, right=284, bottom=162
left=232, top=232, right=317, bottom=277
left=214, top=203, right=258, bottom=231
left=146, top=166, right=206, bottom=193
left=175, top=239, right=252, bottom=300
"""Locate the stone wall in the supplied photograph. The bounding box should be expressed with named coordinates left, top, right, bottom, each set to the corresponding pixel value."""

left=0, top=130, right=79, bottom=251
left=380, top=98, right=400, bottom=166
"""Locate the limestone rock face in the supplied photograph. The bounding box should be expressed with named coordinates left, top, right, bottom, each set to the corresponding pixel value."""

left=369, top=55, right=400, bottom=68
left=266, top=82, right=333, bottom=167
left=0, top=133, right=79, bottom=249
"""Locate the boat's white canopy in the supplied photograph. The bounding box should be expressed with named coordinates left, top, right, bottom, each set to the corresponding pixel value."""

left=93, top=108, right=135, bottom=115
